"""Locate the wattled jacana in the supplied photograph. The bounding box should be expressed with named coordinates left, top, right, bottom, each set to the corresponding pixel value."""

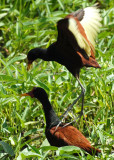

left=27, top=5, right=102, bottom=123
left=21, top=87, right=101, bottom=156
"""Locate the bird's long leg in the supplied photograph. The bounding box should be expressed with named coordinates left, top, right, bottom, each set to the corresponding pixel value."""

left=63, top=77, right=85, bottom=127
left=55, top=77, right=85, bottom=130
left=76, top=76, right=85, bottom=118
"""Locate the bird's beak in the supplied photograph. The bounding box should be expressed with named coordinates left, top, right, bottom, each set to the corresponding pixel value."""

left=21, top=90, right=34, bottom=98
left=27, top=60, right=33, bottom=71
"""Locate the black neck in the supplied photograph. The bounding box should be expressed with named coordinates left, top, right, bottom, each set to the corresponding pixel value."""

left=36, top=48, right=49, bottom=61
left=40, top=98, right=60, bottom=128
left=38, top=43, right=56, bottom=61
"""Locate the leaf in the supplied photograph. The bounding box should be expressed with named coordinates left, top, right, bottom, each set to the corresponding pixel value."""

left=57, top=0, right=64, bottom=10
left=107, top=35, right=114, bottom=48
left=9, top=137, right=15, bottom=146
left=1, top=8, right=10, bottom=12
left=26, top=144, right=41, bottom=155
left=33, top=79, right=50, bottom=91
left=17, top=151, right=42, bottom=160
left=24, top=121, right=39, bottom=126
left=56, top=76, right=65, bottom=85
left=22, top=106, right=29, bottom=121
left=7, top=54, right=27, bottom=65
left=0, top=141, right=14, bottom=156
left=0, top=22, right=4, bottom=26
left=58, top=153, right=79, bottom=159
left=16, top=112, right=25, bottom=128
left=0, top=74, right=19, bottom=82
left=107, top=73, right=114, bottom=81
left=24, top=128, right=37, bottom=137
left=58, top=146, right=81, bottom=152
left=0, top=13, right=7, bottom=19
left=97, top=130, right=105, bottom=145
left=2, top=54, right=27, bottom=72
left=102, top=131, right=114, bottom=140
left=0, top=97, right=16, bottom=105
left=40, top=138, right=50, bottom=147
left=40, top=145, right=58, bottom=151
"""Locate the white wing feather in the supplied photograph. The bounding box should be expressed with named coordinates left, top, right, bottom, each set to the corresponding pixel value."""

left=68, top=18, right=91, bottom=56
left=80, top=6, right=102, bottom=47
left=68, top=6, right=102, bottom=57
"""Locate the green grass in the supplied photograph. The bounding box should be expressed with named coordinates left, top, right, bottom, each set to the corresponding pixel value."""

left=0, top=0, right=114, bottom=159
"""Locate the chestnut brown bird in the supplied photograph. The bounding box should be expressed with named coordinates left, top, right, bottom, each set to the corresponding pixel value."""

left=27, top=5, right=102, bottom=122
left=21, top=87, right=101, bottom=156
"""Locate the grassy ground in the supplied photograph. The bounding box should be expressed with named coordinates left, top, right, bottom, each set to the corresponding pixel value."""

left=0, top=0, right=113, bottom=159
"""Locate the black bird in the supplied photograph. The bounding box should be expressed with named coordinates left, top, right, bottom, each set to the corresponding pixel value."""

left=27, top=5, right=102, bottom=122
left=21, top=87, right=101, bottom=156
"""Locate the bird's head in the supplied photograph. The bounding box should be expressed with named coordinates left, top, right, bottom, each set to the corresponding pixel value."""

left=27, top=48, right=42, bottom=70
left=21, top=87, right=48, bottom=102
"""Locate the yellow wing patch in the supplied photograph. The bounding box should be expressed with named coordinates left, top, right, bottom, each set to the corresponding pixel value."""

left=80, top=6, right=102, bottom=48
left=68, top=6, right=102, bottom=57
left=68, top=18, right=92, bottom=56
